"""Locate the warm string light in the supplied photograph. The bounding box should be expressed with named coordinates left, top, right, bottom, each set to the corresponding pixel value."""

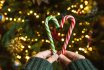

left=16, top=10, right=62, bottom=19
left=66, top=0, right=94, bottom=15
left=18, top=10, right=41, bottom=19
left=80, top=4, right=84, bottom=9
left=79, top=47, right=85, bottom=51
left=34, top=13, right=37, bottom=16
left=0, top=0, right=5, bottom=4
left=69, top=45, right=71, bottom=48
left=79, top=22, right=90, bottom=26
left=58, top=33, right=61, bottom=36
left=42, top=21, right=45, bottom=24
left=45, top=39, right=50, bottom=43
left=8, top=8, right=11, bottom=12
left=78, top=47, right=88, bottom=53
left=36, top=32, right=41, bottom=37
left=61, top=38, right=65, bottom=42
left=61, top=34, right=65, bottom=36
left=47, top=11, right=50, bottom=15
left=41, top=39, right=45, bottom=42
left=84, top=50, right=88, bottom=53
left=88, top=47, right=92, bottom=51
left=0, top=0, right=5, bottom=9
left=5, top=17, right=25, bottom=22
left=19, top=11, right=22, bottom=14
left=21, top=46, right=24, bottom=50
left=19, top=10, right=40, bottom=19
left=17, top=55, right=21, bottom=59
left=85, top=22, right=90, bottom=25
left=74, top=38, right=82, bottom=42
left=14, top=18, right=16, bottom=21
left=41, top=39, right=52, bottom=43
left=35, top=38, right=38, bottom=41
left=79, top=22, right=83, bottom=26
left=38, top=34, right=40, bottom=37
left=28, top=45, right=31, bottom=48
left=2, top=0, right=93, bottom=25
left=81, top=35, right=84, bottom=38
left=25, top=50, right=28, bottom=53
left=30, top=10, right=33, bottom=14
left=78, top=46, right=93, bottom=53
left=36, top=15, right=39, bottom=18
left=57, top=12, right=60, bottom=15
left=67, top=7, right=71, bottom=10
left=8, top=36, right=38, bottom=62
left=72, top=40, right=74, bottom=43
left=27, top=13, right=30, bottom=15
left=17, top=10, right=62, bottom=18
left=4, top=12, right=7, bottom=15
left=85, top=35, right=89, bottom=38
left=19, top=36, right=26, bottom=41
left=9, top=37, right=27, bottom=54
left=73, top=33, right=76, bottom=36
left=25, top=56, right=30, bottom=60
left=58, top=33, right=65, bottom=37
left=84, top=1, right=89, bottom=5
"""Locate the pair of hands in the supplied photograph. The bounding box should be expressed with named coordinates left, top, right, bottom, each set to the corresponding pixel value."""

left=35, top=50, right=85, bottom=66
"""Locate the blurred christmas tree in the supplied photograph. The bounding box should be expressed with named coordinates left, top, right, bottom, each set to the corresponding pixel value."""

left=0, top=0, right=104, bottom=70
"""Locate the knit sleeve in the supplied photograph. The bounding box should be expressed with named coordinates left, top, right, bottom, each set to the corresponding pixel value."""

left=24, top=57, right=53, bottom=70
left=66, top=59, right=97, bottom=70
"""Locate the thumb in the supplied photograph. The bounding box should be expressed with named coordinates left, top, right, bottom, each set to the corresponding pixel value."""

left=47, top=54, right=59, bottom=63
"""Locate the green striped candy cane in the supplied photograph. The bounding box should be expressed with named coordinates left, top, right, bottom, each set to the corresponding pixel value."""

left=45, top=16, right=60, bottom=54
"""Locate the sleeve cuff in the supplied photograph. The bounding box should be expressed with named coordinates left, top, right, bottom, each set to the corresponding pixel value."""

left=24, top=57, right=53, bottom=70
left=66, top=59, right=97, bottom=70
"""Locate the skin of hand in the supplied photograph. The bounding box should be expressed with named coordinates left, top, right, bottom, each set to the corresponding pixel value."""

left=35, top=50, right=59, bottom=63
left=58, top=51, right=85, bottom=66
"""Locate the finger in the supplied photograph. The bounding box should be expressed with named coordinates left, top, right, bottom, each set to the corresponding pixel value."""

left=47, top=54, right=58, bottom=63
left=64, top=51, right=85, bottom=60
left=65, top=51, right=85, bottom=60
left=35, top=50, right=52, bottom=59
left=59, top=54, right=71, bottom=66
left=57, top=51, right=61, bottom=55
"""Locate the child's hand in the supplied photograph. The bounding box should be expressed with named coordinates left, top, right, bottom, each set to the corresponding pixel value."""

left=35, top=50, right=58, bottom=63
left=59, top=51, right=85, bottom=66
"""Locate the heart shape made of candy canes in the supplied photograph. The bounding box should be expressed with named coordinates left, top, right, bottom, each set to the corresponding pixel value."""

left=45, top=15, right=75, bottom=54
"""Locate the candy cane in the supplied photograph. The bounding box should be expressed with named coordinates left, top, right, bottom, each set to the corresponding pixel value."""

left=60, top=15, right=76, bottom=54
left=45, top=16, right=60, bottom=54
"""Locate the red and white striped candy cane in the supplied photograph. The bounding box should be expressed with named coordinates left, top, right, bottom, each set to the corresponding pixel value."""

left=60, top=15, right=76, bottom=54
